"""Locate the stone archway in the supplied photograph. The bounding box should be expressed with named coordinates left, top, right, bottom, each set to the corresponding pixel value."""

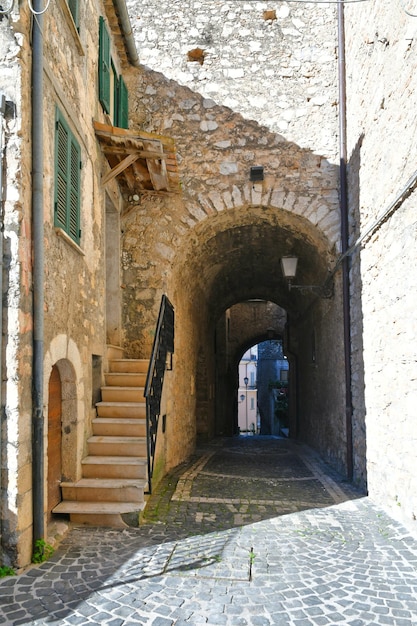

left=224, top=301, right=289, bottom=439
left=120, top=191, right=349, bottom=478
left=47, top=365, right=62, bottom=519
left=44, top=336, right=84, bottom=492
left=53, top=358, right=79, bottom=484
left=168, top=206, right=346, bottom=475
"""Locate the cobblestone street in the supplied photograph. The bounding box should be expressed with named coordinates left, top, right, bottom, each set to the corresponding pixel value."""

left=1, top=437, right=417, bottom=625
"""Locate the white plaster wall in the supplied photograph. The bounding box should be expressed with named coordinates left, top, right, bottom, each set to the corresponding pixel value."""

left=345, top=0, right=417, bottom=530
left=0, top=6, right=34, bottom=568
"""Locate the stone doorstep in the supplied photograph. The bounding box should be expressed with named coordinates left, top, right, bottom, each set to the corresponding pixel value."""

left=60, top=477, right=147, bottom=502
left=52, top=501, right=146, bottom=528
left=96, top=401, right=146, bottom=419
left=53, top=501, right=146, bottom=513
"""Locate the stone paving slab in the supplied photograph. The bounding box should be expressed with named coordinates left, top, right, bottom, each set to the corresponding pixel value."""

left=1, top=436, right=417, bottom=625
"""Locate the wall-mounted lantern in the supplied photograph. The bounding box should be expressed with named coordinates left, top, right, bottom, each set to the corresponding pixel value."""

left=280, top=256, right=333, bottom=298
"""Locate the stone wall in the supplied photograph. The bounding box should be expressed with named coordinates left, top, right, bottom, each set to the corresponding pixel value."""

left=292, top=273, right=347, bottom=475
left=123, top=65, right=342, bottom=347
left=127, top=0, right=339, bottom=161
left=345, top=0, right=417, bottom=526
left=226, top=301, right=287, bottom=364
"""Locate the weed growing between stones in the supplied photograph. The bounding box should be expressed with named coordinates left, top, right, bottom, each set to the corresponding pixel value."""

left=32, top=539, right=54, bottom=564
left=249, top=546, right=255, bottom=581
left=0, top=566, right=16, bottom=577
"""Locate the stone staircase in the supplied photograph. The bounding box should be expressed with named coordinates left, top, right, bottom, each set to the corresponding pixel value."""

left=53, top=348, right=149, bottom=527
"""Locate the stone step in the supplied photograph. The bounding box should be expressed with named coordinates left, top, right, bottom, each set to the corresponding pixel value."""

left=109, top=359, right=149, bottom=373
left=87, top=436, right=147, bottom=457
left=52, top=501, right=145, bottom=527
left=106, top=345, right=125, bottom=361
left=92, top=417, right=147, bottom=437
left=61, top=478, right=147, bottom=502
left=104, top=372, right=147, bottom=387
left=96, top=401, right=146, bottom=419
left=101, top=386, right=144, bottom=403
left=81, top=456, right=147, bottom=479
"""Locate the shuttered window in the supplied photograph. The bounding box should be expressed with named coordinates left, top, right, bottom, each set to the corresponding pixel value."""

left=54, top=109, right=81, bottom=245
left=98, top=16, right=129, bottom=129
left=117, top=75, right=129, bottom=129
left=99, top=16, right=111, bottom=114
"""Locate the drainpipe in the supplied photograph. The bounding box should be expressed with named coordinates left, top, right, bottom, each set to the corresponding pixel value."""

left=0, top=93, right=6, bottom=549
left=337, top=2, right=353, bottom=481
left=32, top=1, right=45, bottom=545
left=113, top=0, right=140, bottom=67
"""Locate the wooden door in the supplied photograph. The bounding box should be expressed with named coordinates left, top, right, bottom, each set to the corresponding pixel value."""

left=48, top=365, right=62, bottom=517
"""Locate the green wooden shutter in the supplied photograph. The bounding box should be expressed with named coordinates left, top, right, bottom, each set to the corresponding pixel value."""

left=117, top=75, right=129, bottom=129
left=99, top=17, right=111, bottom=114
left=67, top=0, right=79, bottom=30
left=54, top=110, right=81, bottom=244
left=68, top=137, right=81, bottom=243
left=55, top=116, right=70, bottom=232
left=113, top=68, right=119, bottom=125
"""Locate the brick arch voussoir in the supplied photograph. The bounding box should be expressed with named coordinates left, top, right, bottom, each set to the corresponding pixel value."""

left=186, top=179, right=341, bottom=249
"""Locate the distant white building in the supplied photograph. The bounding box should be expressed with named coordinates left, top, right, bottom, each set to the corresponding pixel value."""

left=238, top=347, right=258, bottom=434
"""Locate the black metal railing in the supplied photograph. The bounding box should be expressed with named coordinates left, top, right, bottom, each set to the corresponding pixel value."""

left=144, top=295, right=174, bottom=493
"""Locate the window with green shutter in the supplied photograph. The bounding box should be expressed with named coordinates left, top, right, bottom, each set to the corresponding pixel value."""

left=98, top=16, right=129, bottom=129
left=99, top=16, right=111, bottom=114
left=67, top=0, right=79, bottom=31
left=54, top=109, right=81, bottom=245
left=117, top=75, right=129, bottom=129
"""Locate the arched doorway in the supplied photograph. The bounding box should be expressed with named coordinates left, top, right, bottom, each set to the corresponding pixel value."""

left=47, top=365, right=62, bottom=519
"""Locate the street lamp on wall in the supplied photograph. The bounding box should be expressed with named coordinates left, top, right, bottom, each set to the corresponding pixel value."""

left=280, top=256, right=333, bottom=299
left=280, top=256, right=298, bottom=282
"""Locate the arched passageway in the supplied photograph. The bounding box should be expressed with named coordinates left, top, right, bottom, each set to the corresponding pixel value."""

left=237, top=337, right=289, bottom=438
left=122, top=67, right=350, bottom=482
left=218, top=301, right=287, bottom=438
left=165, top=205, right=348, bottom=478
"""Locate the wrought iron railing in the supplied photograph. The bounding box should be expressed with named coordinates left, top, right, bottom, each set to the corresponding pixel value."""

left=144, top=295, right=174, bottom=493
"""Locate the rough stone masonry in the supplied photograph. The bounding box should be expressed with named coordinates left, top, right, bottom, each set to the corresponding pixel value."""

left=127, top=0, right=339, bottom=161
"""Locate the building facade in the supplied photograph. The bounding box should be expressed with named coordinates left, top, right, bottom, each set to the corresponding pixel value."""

left=0, top=0, right=148, bottom=568
left=1, top=0, right=416, bottom=569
